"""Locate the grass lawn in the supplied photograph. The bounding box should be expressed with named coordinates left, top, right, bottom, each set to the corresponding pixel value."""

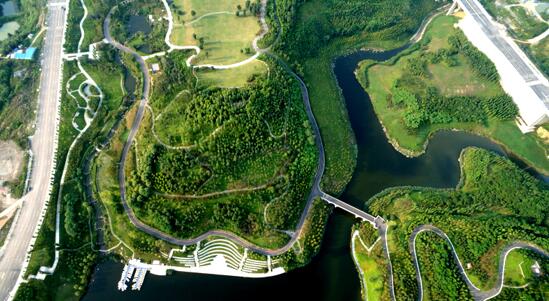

left=196, top=59, right=268, bottom=88
left=353, top=230, right=386, bottom=301
left=504, top=250, right=536, bottom=286
left=358, top=14, right=549, bottom=174
left=150, top=92, right=199, bottom=147
left=171, top=0, right=260, bottom=65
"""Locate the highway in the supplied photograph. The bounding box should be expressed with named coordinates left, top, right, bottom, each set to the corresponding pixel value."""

left=0, top=0, right=67, bottom=299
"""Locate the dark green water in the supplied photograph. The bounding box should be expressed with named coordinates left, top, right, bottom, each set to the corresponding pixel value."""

left=83, top=48, right=545, bottom=301
left=128, top=15, right=151, bottom=35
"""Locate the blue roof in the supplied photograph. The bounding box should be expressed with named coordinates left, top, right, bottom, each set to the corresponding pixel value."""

left=14, top=47, right=36, bottom=60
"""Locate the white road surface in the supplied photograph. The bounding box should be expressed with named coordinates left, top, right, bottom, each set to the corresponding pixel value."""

left=0, top=0, right=67, bottom=299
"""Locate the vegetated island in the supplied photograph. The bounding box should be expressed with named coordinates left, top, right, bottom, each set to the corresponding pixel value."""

left=352, top=147, right=548, bottom=300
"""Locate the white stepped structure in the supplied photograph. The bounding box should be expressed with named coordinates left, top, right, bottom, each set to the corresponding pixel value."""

left=156, top=238, right=284, bottom=277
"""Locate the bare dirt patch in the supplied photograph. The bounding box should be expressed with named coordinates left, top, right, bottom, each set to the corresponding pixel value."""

left=0, top=140, right=24, bottom=183
left=0, top=141, right=24, bottom=211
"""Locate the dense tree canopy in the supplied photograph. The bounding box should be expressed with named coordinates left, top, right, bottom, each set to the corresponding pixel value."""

left=369, top=148, right=548, bottom=300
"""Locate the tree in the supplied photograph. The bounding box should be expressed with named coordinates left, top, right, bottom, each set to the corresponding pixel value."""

left=191, top=10, right=196, bottom=16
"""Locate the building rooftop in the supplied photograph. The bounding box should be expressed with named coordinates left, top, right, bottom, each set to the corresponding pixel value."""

left=12, top=47, right=37, bottom=60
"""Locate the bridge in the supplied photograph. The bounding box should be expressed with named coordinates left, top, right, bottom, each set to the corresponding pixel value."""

left=449, top=0, right=549, bottom=131
left=319, top=192, right=385, bottom=228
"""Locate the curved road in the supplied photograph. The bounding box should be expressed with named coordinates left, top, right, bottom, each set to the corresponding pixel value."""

left=104, top=3, right=327, bottom=256
left=410, top=224, right=549, bottom=301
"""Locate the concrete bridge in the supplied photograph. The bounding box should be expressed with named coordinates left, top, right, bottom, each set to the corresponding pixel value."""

left=319, top=192, right=385, bottom=228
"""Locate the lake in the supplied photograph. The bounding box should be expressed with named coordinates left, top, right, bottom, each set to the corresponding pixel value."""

left=0, top=0, right=19, bottom=17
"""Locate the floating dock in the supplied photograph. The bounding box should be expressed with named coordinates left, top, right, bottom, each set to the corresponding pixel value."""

left=131, top=268, right=147, bottom=291
left=117, top=260, right=149, bottom=292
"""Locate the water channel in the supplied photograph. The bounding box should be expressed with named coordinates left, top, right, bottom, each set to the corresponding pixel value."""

left=84, top=48, right=547, bottom=301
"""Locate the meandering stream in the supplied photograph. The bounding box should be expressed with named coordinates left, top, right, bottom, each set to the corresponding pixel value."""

left=83, top=48, right=546, bottom=301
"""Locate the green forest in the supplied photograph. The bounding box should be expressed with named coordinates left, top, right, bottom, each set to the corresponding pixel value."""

left=125, top=51, right=317, bottom=248
left=265, top=0, right=448, bottom=194
left=275, top=0, right=447, bottom=69
left=368, top=148, right=549, bottom=300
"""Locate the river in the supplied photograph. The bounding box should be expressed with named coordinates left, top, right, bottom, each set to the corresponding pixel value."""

left=83, top=48, right=546, bottom=301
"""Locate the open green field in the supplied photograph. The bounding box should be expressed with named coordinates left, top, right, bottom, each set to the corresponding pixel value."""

left=196, top=59, right=268, bottom=88
left=358, top=14, right=549, bottom=174
left=503, top=249, right=540, bottom=286
left=368, top=148, right=549, bottom=299
left=352, top=226, right=388, bottom=301
left=171, top=0, right=260, bottom=65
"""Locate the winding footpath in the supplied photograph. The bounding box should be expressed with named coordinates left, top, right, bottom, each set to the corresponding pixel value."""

left=155, top=0, right=269, bottom=70
left=410, top=225, right=549, bottom=301
left=103, top=0, right=333, bottom=256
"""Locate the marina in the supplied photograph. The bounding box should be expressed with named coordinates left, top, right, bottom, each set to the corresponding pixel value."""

left=117, top=261, right=147, bottom=292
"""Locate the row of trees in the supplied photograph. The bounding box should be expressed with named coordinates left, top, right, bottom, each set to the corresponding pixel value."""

left=390, top=84, right=517, bottom=129
left=448, top=33, right=499, bottom=82
left=236, top=0, right=262, bottom=17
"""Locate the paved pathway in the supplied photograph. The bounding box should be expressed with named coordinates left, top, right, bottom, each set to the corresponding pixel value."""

left=410, top=224, right=549, bottom=301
